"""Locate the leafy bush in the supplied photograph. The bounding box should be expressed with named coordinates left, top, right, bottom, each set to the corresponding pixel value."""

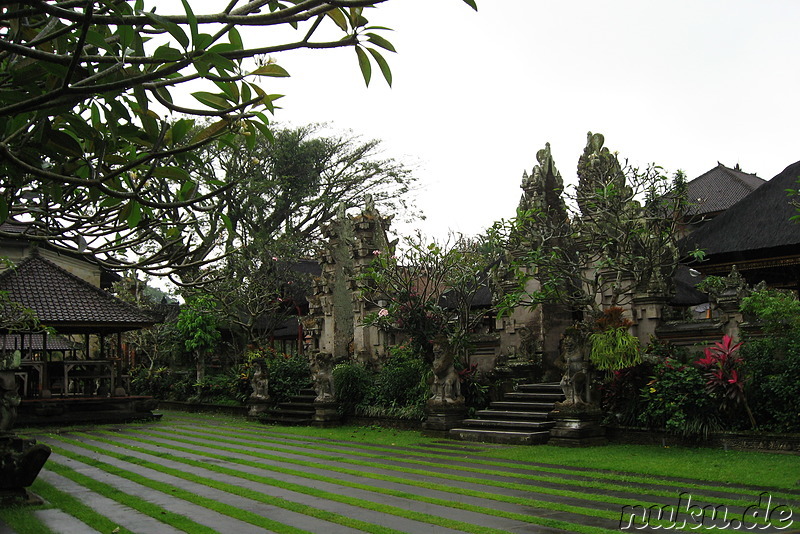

left=129, top=366, right=194, bottom=400
left=369, top=345, right=429, bottom=409
left=741, top=335, right=800, bottom=432
left=458, top=363, right=489, bottom=417
left=589, top=307, right=641, bottom=371
left=601, top=361, right=654, bottom=426
left=638, top=358, right=722, bottom=439
left=260, top=351, right=311, bottom=404
left=590, top=328, right=641, bottom=371
left=334, top=345, right=430, bottom=420
left=741, top=288, right=800, bottom=332
left=333, top=363, right=372, bottom=415
left=738, top=288, right=800, bottom=432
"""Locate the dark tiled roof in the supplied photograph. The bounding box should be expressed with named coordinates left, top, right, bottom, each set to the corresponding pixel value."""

left=0, top=254, right=156, bottom=332
left=671, top=265, right=708, bottom=306
left=684, top=160, right=800, bottom=256
left=0, top=333, right=82, bottom=351
left=685, top=164, right=765, bottom=216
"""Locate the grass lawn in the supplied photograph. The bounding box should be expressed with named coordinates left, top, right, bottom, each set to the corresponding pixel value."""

left=1, top=410, right=798, bottom=534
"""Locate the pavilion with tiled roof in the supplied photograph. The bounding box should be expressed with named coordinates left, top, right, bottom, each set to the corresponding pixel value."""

left=0, top=252, right=155, bottom=335
left=0, top=252, right=156, bottom=400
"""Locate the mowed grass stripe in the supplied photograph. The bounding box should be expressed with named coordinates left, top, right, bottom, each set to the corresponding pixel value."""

left=166, top=415, right=800, bottom=500
left=122, top=427, right=715, bottom=508
left=168, top=420, right=782, bottom=502
left=49, top=435, right=482, bottom=534
left=0, top=506, right=55, bottom=534
left=78, top=430, right=658, bottom=533
left=112, top=427, right=786, bottom=530
left=146, top=425, right=781, bottom=511
left=44, top=456, right=221, bottom=534
left=29, top=477, right=136, bottom=534
left=45, top=442, right=398, bottom=534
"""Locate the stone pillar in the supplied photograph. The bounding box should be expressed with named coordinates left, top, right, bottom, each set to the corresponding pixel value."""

left=548, top=405, right=607, bottom=447
left=246, top=362, right=270, bottom=419
left=631, top=293, right=669, bottom=346
left=312, top=400, right=341, bottom=427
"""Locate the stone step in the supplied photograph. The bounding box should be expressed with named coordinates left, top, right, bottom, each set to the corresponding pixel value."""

left=448, top=428, right=552, bottom=445
left=269, top=407, right=314, bottom=416
left=504, top=392, right=564, bottom=402
left=262, top=413, right=313, bottom=425
left=489, top=401, right=557, bottom=411
left=277, top=402, right=316, bottom=411
left=459, top=419, right=556, bottom=431
left=474, top=409, right=551, bottom=420
left=516, top=382, right=562, bottom=393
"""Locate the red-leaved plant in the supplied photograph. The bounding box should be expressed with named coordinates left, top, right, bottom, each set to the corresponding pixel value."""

left=695, top=335, right=756, bottom=428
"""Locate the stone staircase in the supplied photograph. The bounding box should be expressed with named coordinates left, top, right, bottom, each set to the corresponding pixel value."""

left=449, top=382, right=564, bottom=445
left=262, top=387, right=316, bottom=425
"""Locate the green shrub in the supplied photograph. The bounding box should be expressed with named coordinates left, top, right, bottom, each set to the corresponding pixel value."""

left=333, top=363, right=372, bottom=415
left=333, top=345, right=430, bottom=420
left=370, top=345, right=429, bottom=408
left=262, top=352, right=311, bottom=404
left=741, top=288, right=800, bottom=332
left=738, top=288, right=800, bottom=432
left=130, top=366, right=193, bottom=400
left=741, top=335, right=800, bottom=432
left=638, top=358, right=722, bottom=439
left=590, top=327, right=642, bottom=371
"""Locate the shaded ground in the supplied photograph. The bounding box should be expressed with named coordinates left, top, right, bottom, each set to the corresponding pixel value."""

left=3, top=411, right=799, bottom=534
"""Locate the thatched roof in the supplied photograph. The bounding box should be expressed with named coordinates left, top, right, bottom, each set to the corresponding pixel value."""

left=684, top=159, right=800, bottom=257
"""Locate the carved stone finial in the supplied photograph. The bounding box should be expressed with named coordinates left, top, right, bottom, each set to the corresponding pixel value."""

left=364, top=194, right=375, bottom=213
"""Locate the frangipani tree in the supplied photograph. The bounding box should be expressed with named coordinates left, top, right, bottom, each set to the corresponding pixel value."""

left=361, top=232, right=497, bottom=364
left=0, top=0, right=477, bottom=280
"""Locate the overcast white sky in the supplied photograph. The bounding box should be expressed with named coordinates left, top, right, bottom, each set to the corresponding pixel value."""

left=197, top=1, right=800, bottom=240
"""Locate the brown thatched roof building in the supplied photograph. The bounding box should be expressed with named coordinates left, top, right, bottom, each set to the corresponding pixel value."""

left=683, top=159, right=800, bottom=290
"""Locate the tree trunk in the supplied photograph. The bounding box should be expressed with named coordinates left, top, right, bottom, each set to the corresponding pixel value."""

left=195, top=351, right=205, bottom=387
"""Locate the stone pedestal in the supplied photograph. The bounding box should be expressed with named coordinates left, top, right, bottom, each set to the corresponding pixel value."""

left=422, top=402, right=467, bottom=437
left=0, top=433, right=51, bottom=505
left=312, top=401, right=341, bottom=427
left=247, top=399, right=270, bottom=418
left=548, top=405, right=607, bottom=447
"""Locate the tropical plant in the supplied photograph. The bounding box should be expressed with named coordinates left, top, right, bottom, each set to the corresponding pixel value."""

left=589, top=328, right=641, bottom=371
left=740, top=335, right=800, bottom=432
left=601, top=361, right=654, bottom=426
left=740, top=288, right=800, bottom=332
left=695, top=335, right=756, bottom=429
left=639, top=358, right=722, bottom=440
left=175, top=294, right=221, bottom=385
